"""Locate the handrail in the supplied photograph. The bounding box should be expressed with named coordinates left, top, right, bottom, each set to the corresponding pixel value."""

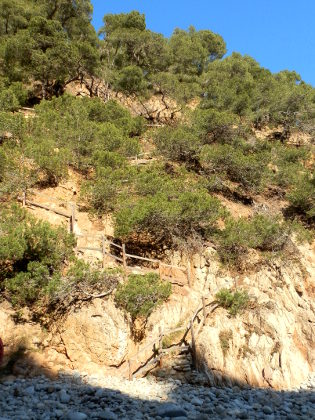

left=19, top=192, right=192, bottom=284
left=125, top=253, right=158, bottom=264
left=23, top=199, right=72, bottom=218
left=18, top=192, right=220, bottom=380
left=121, top=297, right=218, bottom=379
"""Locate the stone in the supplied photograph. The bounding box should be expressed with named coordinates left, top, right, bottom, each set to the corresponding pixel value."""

left=263, top=406, right=273, bottom=415
left=66, top=412, right=88, bottom=420
left=155, top=403, right=187, bottom=418
left=60, top=300, right=130, bottom=368
left=97, top=409, right=117, bottom=419
left=59, top=389, right=71, bottom=403
left=191, top=397, right=203, bottom=406
left=24, top=386, right=35, bottom=395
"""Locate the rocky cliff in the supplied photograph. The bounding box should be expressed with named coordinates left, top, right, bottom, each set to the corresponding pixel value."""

left=1, top=238, right=314, bottom=390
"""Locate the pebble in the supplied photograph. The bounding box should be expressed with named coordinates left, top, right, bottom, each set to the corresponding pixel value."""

left=66, top=412, right=88, bottom=420
left=59, top=389, right=71, bottom=403
left=0, top=372, right=314, bottom=419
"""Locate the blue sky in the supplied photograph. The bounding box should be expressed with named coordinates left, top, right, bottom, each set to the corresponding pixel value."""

left=91, top=0, right=315, bottom=86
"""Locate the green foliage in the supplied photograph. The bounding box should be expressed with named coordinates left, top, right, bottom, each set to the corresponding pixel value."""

left=192, top=108, right=238, bottom=144
left=26, top=137, right=69, bottom=186
left=201, top=53, right=315, bottom=134
left=272, top=145, right=310, bottom=188
left=169, top=26, right=226, bottom=75
left=115, top=188, right=225, bottom=245
left=0, top=205, right=75, bottom=306
left=115, top=273, right=171, bottom=319
left=5, top=261, right=61, bottom=306
left=219, top=329, right=233, bottom=355
left=0, top=0, right=99, bottom=98
left=0, top=87, right=19, bottom=111
left=154, top=125, right=201, bottom=161
left=48, top=259, right=120, bottom=300
left=151, top=72, right=201, bottom=104
left=217, top=215, right=292, bottom=265
left=200, top=143, right=270, bottom=191
left=87, top=99, right=145, bottom=137
left=216, top=289, right=249, bottom=316
left=99, top=11, right=169, bottom=75
left=99, top=12, right=226, bottom=97
left=0, top=145, right=33, bottom=198
left=0, top=4, right=313, bottom=264
left=82, top=165, right=135, bottom=214
left=113, top=66, right=147, bottom=95
left=287, top=172, right=315, bottom=220
left=66, top=260, right=115, bottom=286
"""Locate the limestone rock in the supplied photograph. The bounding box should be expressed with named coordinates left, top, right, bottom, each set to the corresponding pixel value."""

left=194, top=242, right=315, bottom=389
left=59, top=299, right=130, bottom=368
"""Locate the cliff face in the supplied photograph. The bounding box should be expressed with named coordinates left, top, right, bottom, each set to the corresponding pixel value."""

left=0, top=196, right=314, bottom=389
left=189, top=242, right=315, bottom=389
left=1, top=241, right=314, bottom=388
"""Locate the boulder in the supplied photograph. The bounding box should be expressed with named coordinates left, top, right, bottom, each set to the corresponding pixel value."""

left=59, top=299, right=130, bottom=368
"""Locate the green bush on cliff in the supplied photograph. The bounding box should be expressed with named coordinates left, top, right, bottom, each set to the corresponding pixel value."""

left=0, top=205, right=75, bottom=306
left=216, top=215, right=292, bottom=265
left=216, top=289, right=249, bottom=316
left=115, top=273, right=171, bottom=319
left=114, top=189, right=225, bottom=246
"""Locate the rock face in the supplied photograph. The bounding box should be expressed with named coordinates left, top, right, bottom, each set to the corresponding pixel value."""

left=0, top=302, right=46, bottom=365
left=1, top=236, right=314, bottom=390
left=190, top=242, right=315, bottom=390
left=58, top=299, right=130, bottom=369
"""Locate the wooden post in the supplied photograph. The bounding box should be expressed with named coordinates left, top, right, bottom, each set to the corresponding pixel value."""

left=102, top=235, right=106, bottom=269
left=70, top=203, right=76, bottom=233
left=190, top=318, right=196, bottom=369
left=202, top=296, right=207, bottom=326
left=128, top=359, right=133, bottom=381
left=186, top=260, right=191, bottom=287
left=159, top=261, right=162, bottom=280
left=122, top=244, right=127, bottom=275
left=158, top=326, right=163, bottom=367
left=22, top=191, right=26, bottom=207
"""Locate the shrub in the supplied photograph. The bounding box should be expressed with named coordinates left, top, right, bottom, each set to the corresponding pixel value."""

left=114, top=189, right=225, bottom=245
left=48, top=260, right=120, bottom=301
left=26, top=137, right=69, bottom=186
left=88, top=98, right=146, bottom=137
left=219, top=329, right=233, bottom=355
left=287, top=172, right=315, bottom=220
left=82, top=165, right=135, bottom=214
left=217, top=215, right=291, bottom=265
left=0, top=88, right=19, bottom=112
left=113, top=66, right=147, bottom=95
left=5, top=262, right=61, bottom=306
left=216, top=289, right=249, bottom=316
left=192, top=108, right=237, bottom=144
left=115, top=273, right=171, bottom=320
left=28, top=95, right=143, bottom=175
left=200, top=143, right=269, bottom=191
left=65, top=260, right=120, bottom=288
left=0, top=205, right=75, bottom=306
left=154, top=125, right=201, bottom=162
left=272, top=145, right=310, bottom=188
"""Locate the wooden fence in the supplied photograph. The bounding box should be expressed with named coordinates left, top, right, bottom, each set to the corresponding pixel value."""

left=18, top=190, right=219, bottom=380
left=122, top=295, right=218, bottom=380
left=19, top=191, right=192, bottom=286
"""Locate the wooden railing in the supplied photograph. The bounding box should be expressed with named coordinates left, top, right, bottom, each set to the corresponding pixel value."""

left=19, top=191, right=192, bottom=285
left=18, top=190, right=219, bottom=381
left=121, top=295, right=218, bottom=380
